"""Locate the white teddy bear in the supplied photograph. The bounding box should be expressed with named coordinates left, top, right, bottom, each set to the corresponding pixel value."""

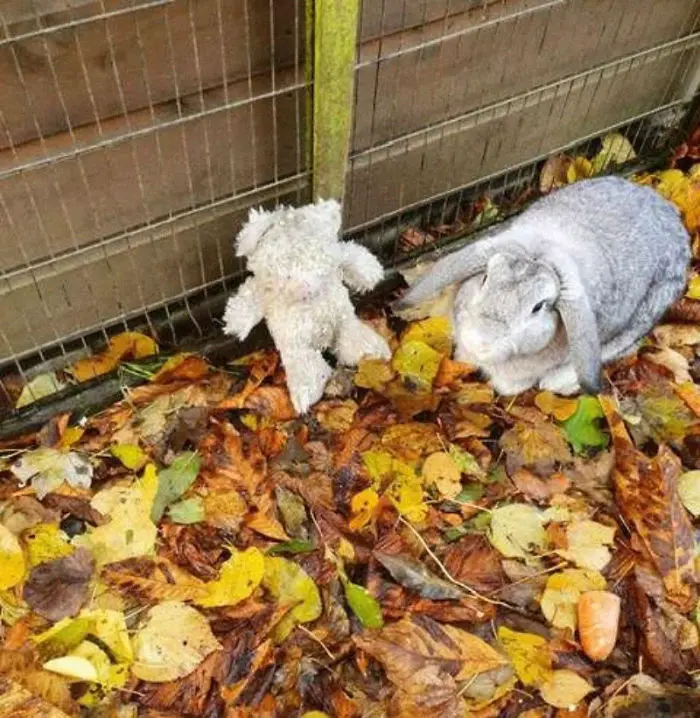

left=223, top=199, right=391, bottom=414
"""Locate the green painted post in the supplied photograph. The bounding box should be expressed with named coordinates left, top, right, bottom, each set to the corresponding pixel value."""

left=310, top=0, right=360, bottom=203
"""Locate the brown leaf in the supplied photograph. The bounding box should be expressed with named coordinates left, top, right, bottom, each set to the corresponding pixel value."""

left=499, top=420, right=572, bottom=472
left=443, top=535, right=505, bottom=594
left=374, top=551, right=464, bottom=601
left=510, top=467, right=570, bottom=501
left=0, top=677, right=73, bottom=718
left=244, top=386, right=297, bottom=420
left=23, top=548, right=94, bottom=622
left=600, top=396, right=697, bottom=605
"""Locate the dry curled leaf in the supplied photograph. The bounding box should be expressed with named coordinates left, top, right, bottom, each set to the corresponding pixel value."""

left=577, top=590, right=620, bottom=661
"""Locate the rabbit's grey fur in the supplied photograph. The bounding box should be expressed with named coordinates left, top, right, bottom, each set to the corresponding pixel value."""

left=396, top=177, right=690, bottom=395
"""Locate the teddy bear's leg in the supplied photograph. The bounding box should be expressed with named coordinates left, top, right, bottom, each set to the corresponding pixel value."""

left=334, top=316, right=391, bottom=366
left=278, top=344, right=333, bottom=415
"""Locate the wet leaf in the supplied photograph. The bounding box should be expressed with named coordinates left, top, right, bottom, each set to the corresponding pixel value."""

left=540, top=669, right=594, bottom=709
left=0, top=524, right=25, bottom=590
left=23, top=548, right=94, bottom=622
left=391, top=340, right=443, bottom=391
left=374, top=551, right=464, bottom=600
left=196, top=547, right=264, bottom=608
left=131, top=601, right=220, bottom=683
left=489, top=504, right=547, bottom=560
left=400, top=317, right=453, bottom=355
left=497, top=626, right=553, bottom=687
left=11, top=449, right=93, bottom=500
left=263, top=556, right=322, bottom=640
left=344, top=581, right=384, bottom=629
left=561, top=396, right=609, bottom=454
left=151, top=451, right=201, bottom=522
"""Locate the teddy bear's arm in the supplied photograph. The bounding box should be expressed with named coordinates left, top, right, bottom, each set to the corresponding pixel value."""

left=222, top=277, right=264, bottom=340
left=336, top=242, right=385, bottom=293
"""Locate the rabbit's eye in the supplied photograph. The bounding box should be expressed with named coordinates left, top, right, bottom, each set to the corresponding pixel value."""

left=532, top=300, right=546, bottom=314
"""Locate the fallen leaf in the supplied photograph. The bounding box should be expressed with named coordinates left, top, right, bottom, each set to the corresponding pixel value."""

left=16, top=373, right=66, bottom=409
left=592, top=132, right=636, bottom=173
left=391, top=340, right=443, bottom=391
left=0, top=524, right=25, bottom=590
left=540, top=669, right=594, bottom=709
left=315, top=400, right=358, bottom=433
left=109, top=444, right=147, bottom=471
left=448, top=443, right=486, bottom=479
left=558, top=520, right=616, bottom=571
left=11, top=449, right=93, bottom=499
left=202, top=489, right=247, bottom=532
left=499, top=421, right=572, bottom=471
left=349, top=488, right=380, bottom=531
left=23, top=523, right=73, bottom=567
left=540, top=155, right=572, bottom=193
left=167, top=496, right=205, bottom=524
left=561, top=396, right=609, bottom=454
left=196, top=547, right=265, bottom=608
left=151, top=451, right=201, bottom=522
left=489, top=504, right=547, bottom=560
left=263, top=556, right=322, bottom=640
left=400, top=317, right=453, bottom=355
left=534, top=391, right=579, bottom=421
left=344, top=581, right=384, bottom=629
left=497, top=626, right=553, bottom=687
left=422, top=452, right=462, bottom=499
left=131, top=601, right=220, bottom=683
left=151, top=353, right=209, bottom=383
left=70, top=332, right=158, bottom=382
left=43, top=655, right=98, bottom=682
left=386, top=470, right=429, bottom=524
left=354, top=358, right=395, bottom=392
left=0, top=676, right=75, bottom=718
left=678, top=470, right=700, bottom=517
left=381, top=423, right=442, bottom=460
left=374, top=551, right=464, bottom=600
left=74, top=464, right=158, bottom=566
left=566, top=156, right=594, bottom=183
left=540, top=568, right=606, bottom=631
left=577, top=590, right=620, bottom=661
left=646, top=347, right=693, bottom=384
left=23, top=548, right=94, bottom=621
left=653, top=323, right=700, bottom=347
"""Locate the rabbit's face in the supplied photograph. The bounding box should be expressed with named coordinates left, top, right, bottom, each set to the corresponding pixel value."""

left=454, top=253, right=559, bottom=364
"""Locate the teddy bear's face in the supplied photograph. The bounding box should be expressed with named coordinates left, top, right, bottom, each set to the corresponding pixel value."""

left=247, top=232, right=339, bottom=303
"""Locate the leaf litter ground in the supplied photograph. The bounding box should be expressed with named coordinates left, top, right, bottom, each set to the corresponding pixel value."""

left=3, top=141, right=700, bottom=717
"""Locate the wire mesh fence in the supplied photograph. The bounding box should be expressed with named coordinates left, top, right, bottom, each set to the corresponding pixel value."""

left=1, top=0, right=699, bottom=417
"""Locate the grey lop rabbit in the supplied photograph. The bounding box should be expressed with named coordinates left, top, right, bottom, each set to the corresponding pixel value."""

left=396, top=176, right=690, bottom=396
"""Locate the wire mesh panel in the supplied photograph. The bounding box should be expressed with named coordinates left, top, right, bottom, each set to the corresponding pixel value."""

left=0, top=0, right=308, bottom=374
left=346, top=0, right=700, bottom=236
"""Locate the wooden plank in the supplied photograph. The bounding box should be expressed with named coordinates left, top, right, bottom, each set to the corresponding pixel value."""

left=345, top=51, right=688, bottom=228
left=312, top=0, right=360, bottom=201
left=0, top=66, right=305, bottom=271
left=0, top=183, right=305, bottom=358
left=353, top=0, right=698, bottom=152
left=1, top=0, right=99, bottom=26
left=0, top=0, right=300, bottom=149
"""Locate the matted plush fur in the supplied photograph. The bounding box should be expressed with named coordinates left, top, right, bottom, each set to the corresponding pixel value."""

left=397, top=177, right=691, bottom=396
left=223, top=199, right=390, bottom=414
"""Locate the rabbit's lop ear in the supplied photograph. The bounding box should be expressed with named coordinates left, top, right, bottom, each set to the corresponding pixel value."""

left=236, top=206, right=281, bottom=257
left=550, top=254, right=603, bottom=394
left=395, top=237, right=499, bottom=308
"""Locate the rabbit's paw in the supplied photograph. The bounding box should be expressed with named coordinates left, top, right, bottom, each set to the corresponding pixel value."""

left=539, top=365, right=580, bottom=396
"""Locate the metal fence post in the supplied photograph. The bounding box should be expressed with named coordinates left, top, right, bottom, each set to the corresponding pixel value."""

left=309, top=0, right=360, bottom=203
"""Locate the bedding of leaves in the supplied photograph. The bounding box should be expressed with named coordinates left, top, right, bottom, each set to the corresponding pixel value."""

left=2, top=149, right=700, bottom=718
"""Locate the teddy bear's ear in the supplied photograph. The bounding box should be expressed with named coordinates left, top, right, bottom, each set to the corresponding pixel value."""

left=235, top=206, right=278, bottom=257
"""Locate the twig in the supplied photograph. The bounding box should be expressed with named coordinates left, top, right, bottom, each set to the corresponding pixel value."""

left=398, top=515, right=515, bottom=609
left=297, top=624, right=336, bottom=661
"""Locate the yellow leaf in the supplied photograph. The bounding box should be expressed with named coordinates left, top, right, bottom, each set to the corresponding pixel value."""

left=386, top=469, right=429, bottom=524
left=315, top=400, right=358, bottom=433
left=591, top=132, right=636, bottom=173
left=349, top=488, right=380, bottom=531
left=196, top=547, right=264, bottom=608
left=43, top=655, right=98, bottom=682
left=656, top=169, right=688, bottom=205
left=69, top=332, right=158, bottom=382
left=391, top=340, right=442, bottom=391
left=16, top=372, right=65, bottom=408
left=354, top=358, right=395, bottom=392
left=679, top=470, right=700, bottom=517
left=109, top=444, right=147, bottom=471
left=381, top=422, right=442, bottom=460
left=0, top=524, right=25, bottom=590
left=566, top=156, right=593, bottom=183
left=23, top=523, right=73, bottom=568
left=540, top=569, right=606, bottom=631
left=131, top=601, right=220, bottom=683
left=263, top=556, right=322, bottom=641
left=400, top=317, right=453, bottom=355
left=686, top=276, right=700, bottom=300
left=422, top=451, right=462, bottom=499
left=557, top=520, right=616, bottom=571
left=534, top=391, right=579, bottom=421
left=362, top=450, right=396, bottom=488
left=301, top=713, right=331, bottom=718
left=456, top=382, right=495, bottom=405
left=498, top=626, right=553, bottom=687
left=540, top=669, right=594, bottom=709
left=69, top=640, right=129, bottom=690
left=203, top=489, right=248, bottom=531
left=58, top=426, right=85, bottom=450
left=74, top=464, right=158, bottom=566
left=489, top=504, right=547, bottom=560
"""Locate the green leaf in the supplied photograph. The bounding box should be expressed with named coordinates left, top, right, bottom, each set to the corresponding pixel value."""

left=560, top=396, right=609, bottom=454
left=266, top=539, right=316, bottom=556
left=448, top=444, right=486, bottom=479
left=343, top=581, right=383, bottom=629
left=167, top=497, right=205, bottom=525
left=151, top=452, right=201, bottom=522
left=455, top=483, right=484, bottom=503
